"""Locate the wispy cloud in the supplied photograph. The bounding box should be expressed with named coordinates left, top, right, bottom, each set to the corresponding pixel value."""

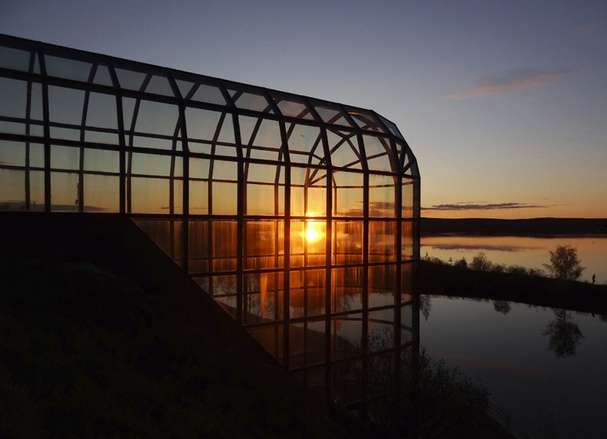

left=423, top=202, right=548, bottom=211
left=448, top=69, right=563, bottom=100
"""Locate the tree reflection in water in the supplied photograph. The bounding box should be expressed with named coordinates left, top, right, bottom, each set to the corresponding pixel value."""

left=420, top=295, right=431, bottom=321
left=544, top=310, right=584, bottom=358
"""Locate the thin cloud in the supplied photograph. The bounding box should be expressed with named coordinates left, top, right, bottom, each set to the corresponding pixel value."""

left=448, top=69, right=563, bottom=100
left=423, top=202, right=548, bottom=211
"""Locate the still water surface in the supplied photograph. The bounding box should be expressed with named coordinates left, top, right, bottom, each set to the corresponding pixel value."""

left=422, top=295, right=607, bottom=439
left=422, top=235, right=607, bottom=283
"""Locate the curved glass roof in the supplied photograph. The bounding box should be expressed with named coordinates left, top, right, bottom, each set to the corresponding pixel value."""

left=0, top=34, right=419, bottom=178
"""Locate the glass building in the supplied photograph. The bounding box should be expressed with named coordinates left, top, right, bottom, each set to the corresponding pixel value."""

left=0, top=34, right=420, bottom=419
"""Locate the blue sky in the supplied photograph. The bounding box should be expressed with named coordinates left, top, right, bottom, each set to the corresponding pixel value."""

left=2, top=0, right=606, bottom=217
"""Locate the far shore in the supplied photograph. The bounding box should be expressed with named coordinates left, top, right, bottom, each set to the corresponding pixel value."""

left=421, top=217, right=607, bottom=236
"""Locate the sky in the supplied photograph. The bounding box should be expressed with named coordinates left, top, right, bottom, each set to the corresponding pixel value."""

left=2, top=0, right=606, bottom=218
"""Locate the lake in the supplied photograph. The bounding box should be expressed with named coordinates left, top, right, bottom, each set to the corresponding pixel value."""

left=421, top=235, right=607, bottom=283
left=421, top=295, right=607, bottom=439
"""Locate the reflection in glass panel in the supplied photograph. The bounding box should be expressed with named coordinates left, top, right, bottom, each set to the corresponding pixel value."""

left=212, top=221, right=237, bottom=272
left=369, top=264, right=396, bottom=308
left=333, top=171, right=363, bottom=217
left=402, top=221, right=414, bottom=260
left=369, top=173, right=395, bottom=217
left=291, top=167, right=326, bottom=217
left=245, top=220, right=284, bottom=269
left=333, top=220, right=362, bottom=265
left=368, top=309, right=396, bottom=352
left=83, top=174, right=119, bottom=212
left=245, top=271, right=283, bottom=324
left=188, top=219, right=209, bottom=273
left=291, top=220, right=326, bottom=267
left=331, top=314, right=363, bottom=361
left=369, top=221, right=396, bottom=262
left=289, top=269, right=326, bottom=318
left=332, top=267, right=363, bottom=313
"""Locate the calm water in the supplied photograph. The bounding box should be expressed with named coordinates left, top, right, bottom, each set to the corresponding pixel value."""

left=422, top=235, right=607, bottom=283
left=421, top=295, right=607, bottom=439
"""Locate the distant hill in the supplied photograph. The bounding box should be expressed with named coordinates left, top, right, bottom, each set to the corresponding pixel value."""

left=421, top=217, right=607, bottom=236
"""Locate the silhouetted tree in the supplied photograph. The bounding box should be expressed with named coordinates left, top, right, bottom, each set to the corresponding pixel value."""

left=453, top=257, right=468, bottom=269
left=470, top=253, right=492, bottom=271
left=543, top=245, right=584, bottom=280
left=543, top=310, right=584, bottom=357
left=493, top=300, right=511, bottom=315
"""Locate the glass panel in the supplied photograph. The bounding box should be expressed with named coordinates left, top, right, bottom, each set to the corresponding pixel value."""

left=369, top=264, right=396, bottom=308
left=92, top=65, right=113, bottom=86
left=347, top=109, right=386, bottom=133
left=245, top=271, right=284, bottom=324
left=332, top=267, right=363, bottom=312
left=402, top=181, right=414, bottom=218
left=230, top=89, right=272, bottom=112
left=191, top=83, right=226, bottom=105
left=364, top=135, right=393, bottom=172
left=30, top=143, right=45, bottom=168
left=83, top=174, right=119, bottom=212
left=49, top=86, right=84, bottom=124
left=333, top=171, right=363, bottom=217
left=0, top=141, right=25, bottom=166
left=315, top=104, right=352, bottom=126
left=45, top=55, right=92, bottom=82
left=286, top=123, right=322, bottom=165
left=29, top=82, right=43, bottom=121
left=289, top=269, right=326, bottom=318
left=328, top=130, right=361, bottom=169
left=401, top=221, right=415, bottom=260
left=211, top=221, right=237, bottom=272
left=51, top=172, right=79, bottom=211
left=369, top=173, right=396, bottom=217
left=175, top=79, right=195, bottom=99
left=245, top=220, right=284, bottom=269
left=116, top=68, right=146, bottom=90
left=246, top=163, right=282, bottom=216
left=130, top=177, right=170, bottom=214
left=0, top=168, right=25, bottom=210
left=189, top=179, right=209, bottom=215
left=212, top=181, right=237, bottom=215
left=86, top=92, right=117, bottom=128
left=135, top=100, right=179, bottom=136
left=369, top=221, right=396, bottom=262
left=83, top=148, right=118, bottom=173
left=145, top=75, right=174, bottom=96
left=188, top=219, right=209, bottom=273
left=291, top=167, right=326, bottom=217
left=29, top=170, right=45, bottom=210
left=0, top=46, right=30, bottom=71
left=271, top=94, right=313, bottom=119
left=130, top=152, right=175, bottom=176
left=185, top=107, right=223, bottom=141
left=290, top=220, right=326, bottom=267
left=51, top=145, right=79, bottom=170
left=0, top=78, right=27, bottom=118
left=333, top=220, right=363, bottom=265
left=379, top=114, right=404, bottom=139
